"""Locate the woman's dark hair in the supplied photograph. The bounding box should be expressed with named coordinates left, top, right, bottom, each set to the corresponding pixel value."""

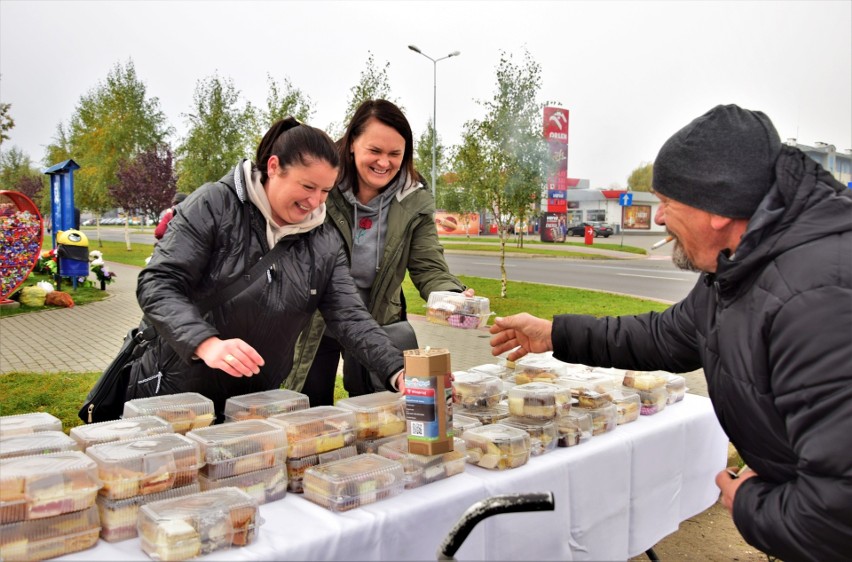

left=338, top=100, right=422, bottom=193
left=255, top=117, right=339, bottom=184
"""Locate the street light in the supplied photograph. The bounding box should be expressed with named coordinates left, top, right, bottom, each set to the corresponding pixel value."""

left=408, top=44, right=460, bottom=199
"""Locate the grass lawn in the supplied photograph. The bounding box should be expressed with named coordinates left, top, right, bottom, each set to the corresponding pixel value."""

left=0, top=272, right=112, bottom=318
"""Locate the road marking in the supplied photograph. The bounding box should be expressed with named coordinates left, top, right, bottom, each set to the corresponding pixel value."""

left=617, top=273, right=686, bottom=281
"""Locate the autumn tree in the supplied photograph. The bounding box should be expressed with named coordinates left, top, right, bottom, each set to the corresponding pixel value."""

left=627, top=162, right=653, bottom=192
left=0, top=147, right=46, bottom=211
left=329, top=51, right=399, bottom=138
left=414, top=118, right=449, bottom=197
left=454, top=49, right=551, bottom=297
left=176, top=74, right=256, bottom=192
left=111, top=145, right=176, bottom=249
left=0, top=101, right=14, bottom=146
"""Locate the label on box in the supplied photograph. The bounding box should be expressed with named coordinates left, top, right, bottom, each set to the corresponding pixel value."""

left=404, top=349, right=454, bottom=455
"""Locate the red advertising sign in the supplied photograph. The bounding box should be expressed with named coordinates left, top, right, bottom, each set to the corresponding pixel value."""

left=547, top=199, right=567, bottom=213
left=434, top=211, right=481, bottom=235
left=543, top=107, right=569, bottom=144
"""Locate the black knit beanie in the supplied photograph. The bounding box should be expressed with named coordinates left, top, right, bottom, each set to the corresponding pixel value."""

left=653, top=104, right=782, bottom=219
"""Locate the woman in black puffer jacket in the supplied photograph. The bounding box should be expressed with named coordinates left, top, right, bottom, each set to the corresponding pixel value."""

left=130, top=118, right=404, bottom=419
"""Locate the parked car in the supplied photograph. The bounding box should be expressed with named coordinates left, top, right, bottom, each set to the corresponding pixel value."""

left=566, top=222, right=614, bottom=238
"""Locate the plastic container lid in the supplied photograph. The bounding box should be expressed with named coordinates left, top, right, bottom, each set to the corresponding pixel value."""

left=453, top=371, right=503, bottom=408
left=335, top=392, right=407, bottom=440
left=634, top=386, right=669, bottom=415
left=199, top=464, right=287, bottom=505
left=139, top=487, right=262, bottom=559
left=622, top=371, right=667, bottom=391
left=86, top=433, right=204, bottom=500
left=662, top=374, right=688, bottom=404
left=0, top=504, right=100, bottom=561
left=462, top=423, right=531, bottom=470
left=507, top=382, right=572, bottom=419
left=426, top=291, right=493, bottom=329
left=377, top=436, right=467, bottom=488
left=0, top=412, right=62, bottom=438
left=459, top=403, right=510, bottom=425
left=96, top=482, right=201, bottom=543
left=123, top=392, right=215, bottom=434
left=511, top=355, right=567, bottom=383
left=0, top=431, right=79, bottom=460
left=452, top=413, right=483, bottom=437
left=555, top=371, right=619, bottom=394
left=467, top=363, right=514, bottom=379
left=285, top=445, right=358, bottom=493
left=608, top=389, right=641, bottom=425
left=573, top=403, right=618, bottom=436
left=575, top=389, right=614, bottom=410
left=556, top=411, right=593, bottom=447
left=69, top=416, right=173, bottom=450
left=0, top=451, right=100, bottom=524
left=185, top=420, right=286, bottom=480
left=267, top=406, right=356, bottom=459
left=302, top=453, right=405, bottom=512
left=499, top=417, right=558, bottom=456
left=224, top=389, right=310, bottom=422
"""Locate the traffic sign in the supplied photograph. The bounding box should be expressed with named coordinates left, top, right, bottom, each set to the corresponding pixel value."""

left=619, top=193, right=633, bottom=206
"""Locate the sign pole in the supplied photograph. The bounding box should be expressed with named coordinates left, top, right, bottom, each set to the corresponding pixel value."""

left=620, top=206, right=625, bottom=247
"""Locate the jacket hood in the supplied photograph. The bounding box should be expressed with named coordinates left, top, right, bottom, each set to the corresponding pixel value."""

left=714, top=146, right=852, bottom=296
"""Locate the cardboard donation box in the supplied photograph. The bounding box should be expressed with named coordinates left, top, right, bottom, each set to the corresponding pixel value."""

left=404, top=349, right=454, bottom=455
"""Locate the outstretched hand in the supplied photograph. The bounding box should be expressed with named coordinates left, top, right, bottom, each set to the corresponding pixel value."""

left=195, top=337, right=265, bottom=378
left=489, top=313, right=554, bottom=361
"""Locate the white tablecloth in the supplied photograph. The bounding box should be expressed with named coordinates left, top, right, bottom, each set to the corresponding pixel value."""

left=61, top=394, right=728, bottom=561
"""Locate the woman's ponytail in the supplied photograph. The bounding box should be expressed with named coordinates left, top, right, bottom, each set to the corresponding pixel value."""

left=255, top=117, right=338, bottom=184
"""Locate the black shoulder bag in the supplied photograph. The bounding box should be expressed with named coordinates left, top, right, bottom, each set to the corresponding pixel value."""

left=78, top=243, right=295, bottom=424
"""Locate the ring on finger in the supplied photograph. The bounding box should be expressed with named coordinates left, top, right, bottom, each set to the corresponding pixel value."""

left=224, top=354, right=235, bottom=363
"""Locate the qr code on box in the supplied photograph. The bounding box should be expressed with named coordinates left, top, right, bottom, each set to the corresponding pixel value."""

left=409, top=422, right=425, bottom=437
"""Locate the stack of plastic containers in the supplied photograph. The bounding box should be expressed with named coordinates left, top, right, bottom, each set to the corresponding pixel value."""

left=70, top=416, right=173, bottom=451
left=451, top=370, right=507, bottom=427
left=376, top=435, right=467, bottom=488
left=302, top=453, right=405, bottom=512
left=223, top=389, right=309, bottom=422
left=509, top=354, right=568, bottom=385
left=336, top=392, right=407, bottom=453
left=86, top=433, right=204, bottom=542
left=555, top=371, right=619, bottom=436
left=123, top=392, right=215, bottom=434
left=186, top=420, right=287, bottom=505
left=504, top=382, right=571, bottom=455
left=267, top=406, right=358, bottom=493
left=622, top=371, right=668, bottom=415
left=0, top=431, right=79, bottom=460
left=608, top=389, right=641, bottom=425
left=0, top=412, right=62, bottom=438
left=0, top=451, right=102, bottom=560
left=461, top=424, right=531, bottom=470
left=426, top=291, right=493, bottom=329
left=138, top=487, right=262, bottom=560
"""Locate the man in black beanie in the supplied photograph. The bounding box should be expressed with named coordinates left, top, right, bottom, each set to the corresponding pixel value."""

left=490, top=104, right=852, bottom=561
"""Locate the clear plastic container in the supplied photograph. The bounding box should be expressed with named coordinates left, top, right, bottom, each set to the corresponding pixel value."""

left=635, top=386, right=669, bottom=415
left=507, top=382, right=572, bottom=419
left=0, top=504, right=100, bottom=561
left=123, top=392, right=215, bottom=434
left=453, top=371, right=503, bottom=408
left=0, top=431, right=79, bottom=460
left=663, top=374, right=687, bottom=404
left=96, top=483, right=200, bottom=543
left=609, top=389, right=641, bottom=424
left=303, top=453, right=405, bottom=512
left=285, top=446, right=358, bottom=493
left=555, top=371, right=619, bottom=394
left=622, top=371, right=667, bottom=392
left=556, top=411, right=593, bottom=447
left=186, top=420, right=286, bottom=480
left=0, top=451, right=100, bottom=523
left=511, top=355, right=567, bottom=383
left=462, top=424, right=531, bottom=470
left=335, top=392, right=407, bottom=440
left=452, top=413, right=483, bottom=437
left=467, top=363, right=514, bottom=379
left=377, top=436, right=467, bottom=488
left=573, top=404, right=618, bottom=436
left=499, top=417, right=558, bottom=456
left=139, top=487, right=262, bottom=560
left=426, top=291, right=492, bottom=329
left=0, top=412, right=62, bottom=438
left=575, top=389, right=614, bottom=410
left=69, top=416, right=173, bottom=450
left=355, top=434, right=403, bottom=455
left=199, top=464, right=287, bottom=505
left=459, top=403, right=510, bottom=425
left=86, top=433, right=203, bottom=500
left=223, top=389, right=310, bottom=422
left=267, top=406, right=356, bottom=458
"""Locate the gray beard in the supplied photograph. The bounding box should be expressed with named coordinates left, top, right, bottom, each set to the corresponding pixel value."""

left=672, top=240, right=701, bottom=272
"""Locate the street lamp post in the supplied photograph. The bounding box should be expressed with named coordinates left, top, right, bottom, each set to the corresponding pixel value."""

left=408, top=45, right=460, bottom=200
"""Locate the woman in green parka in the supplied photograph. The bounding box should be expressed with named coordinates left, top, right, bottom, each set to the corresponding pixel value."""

left=287, top=99, right=474, bottom=405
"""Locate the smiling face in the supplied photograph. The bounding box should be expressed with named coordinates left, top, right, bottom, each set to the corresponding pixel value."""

left=265, top=156, right=338, bottom=225
left=654, top=192, right=719, bottom=273
left=351, top=118, right=406, bottom=198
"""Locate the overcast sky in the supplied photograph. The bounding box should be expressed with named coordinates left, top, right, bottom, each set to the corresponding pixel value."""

left=1, top=0, right=850, bottom=188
